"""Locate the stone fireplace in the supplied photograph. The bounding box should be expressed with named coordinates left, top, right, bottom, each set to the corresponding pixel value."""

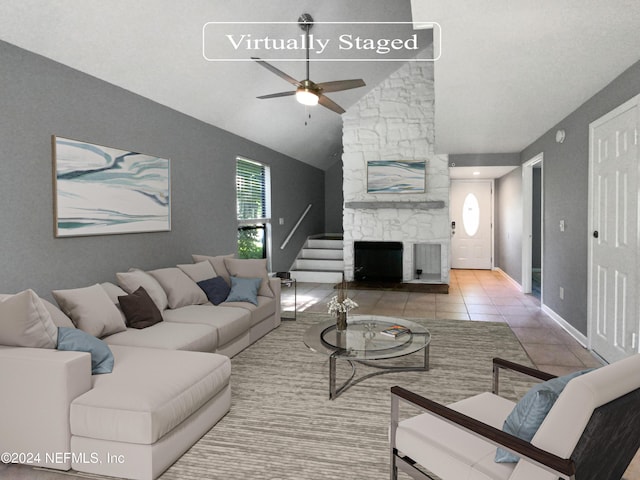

left=342, top=48, right=450, bottom=284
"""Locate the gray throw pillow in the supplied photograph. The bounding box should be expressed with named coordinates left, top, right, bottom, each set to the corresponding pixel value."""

left=225, top=277, right=262, bottom=306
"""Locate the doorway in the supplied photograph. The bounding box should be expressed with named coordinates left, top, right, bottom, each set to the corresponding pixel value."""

left=450, top=180, right=493, bottom=269
left=522, top=154, right=543, bottom=296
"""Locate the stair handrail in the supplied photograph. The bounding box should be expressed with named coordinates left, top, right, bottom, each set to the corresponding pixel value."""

left=280, top=204, right=312, bottom=250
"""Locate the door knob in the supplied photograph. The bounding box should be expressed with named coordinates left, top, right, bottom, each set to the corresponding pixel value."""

left=593, top=231, right=599, bottom=238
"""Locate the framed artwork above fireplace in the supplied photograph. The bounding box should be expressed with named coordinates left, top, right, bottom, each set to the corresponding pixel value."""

left=366, top=160, right=426, bottom=193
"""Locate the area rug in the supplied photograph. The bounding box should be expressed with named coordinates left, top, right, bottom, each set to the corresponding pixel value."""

left=161, top=313, right=534, bottom=480
left=334, top=281, right=449, bottom=294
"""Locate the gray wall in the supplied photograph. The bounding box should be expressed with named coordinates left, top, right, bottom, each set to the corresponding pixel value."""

left=0, top=40, right=324, bottom=299
left=324, top=159, right=344, bottom=233
left=518, top=58, right=640, bottom=336
left=495, top=167, right=522, bottom=282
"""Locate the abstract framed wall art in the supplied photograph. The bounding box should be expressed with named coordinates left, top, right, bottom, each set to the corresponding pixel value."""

left=366, top=160, right=426, bottom=193
left=52, top=136, right=171, bottom=237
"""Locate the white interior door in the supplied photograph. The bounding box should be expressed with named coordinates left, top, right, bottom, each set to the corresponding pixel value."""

left=589, top=96, right=640, bottom=363
left=450, top=180, right=493, bottom=269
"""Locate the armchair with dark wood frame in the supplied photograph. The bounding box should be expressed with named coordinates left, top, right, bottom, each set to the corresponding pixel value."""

left=390, top=356, right=640, bottom=480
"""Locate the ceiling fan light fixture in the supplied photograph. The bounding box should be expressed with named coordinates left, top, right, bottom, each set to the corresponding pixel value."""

left=296, top=88, right=319, bottom=106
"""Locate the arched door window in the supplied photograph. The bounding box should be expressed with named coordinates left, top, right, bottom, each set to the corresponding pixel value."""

left=462, top=193, right=480, bottom=237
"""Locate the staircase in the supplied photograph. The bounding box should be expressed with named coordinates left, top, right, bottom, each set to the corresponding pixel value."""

left=290, top=235, right=344, bottom=283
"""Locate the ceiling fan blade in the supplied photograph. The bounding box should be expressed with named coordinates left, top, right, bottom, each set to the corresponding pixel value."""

left=316, top=79, right=366, bottom=93
left=251, top=57, right=301, bottom=87
left=257, top=91, right=296, bottom=100
left=318, top=94, right=345, bottom=114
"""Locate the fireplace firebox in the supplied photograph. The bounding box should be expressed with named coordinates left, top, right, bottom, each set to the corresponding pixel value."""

left=354, top=241, right=403, bottom=282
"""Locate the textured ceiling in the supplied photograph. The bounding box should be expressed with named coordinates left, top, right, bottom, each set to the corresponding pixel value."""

left=2, top=1, right=640, bottom=170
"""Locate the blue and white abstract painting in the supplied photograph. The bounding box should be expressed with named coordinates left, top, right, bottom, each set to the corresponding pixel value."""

left=53, top=136, right=171, bottom=237
left=367, top=160, right=426, bottom=193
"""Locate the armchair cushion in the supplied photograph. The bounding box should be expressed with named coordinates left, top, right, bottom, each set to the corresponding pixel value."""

left=496, top=368, right=593, bottom=462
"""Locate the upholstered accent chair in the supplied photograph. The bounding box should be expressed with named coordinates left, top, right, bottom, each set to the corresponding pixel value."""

left=390, top=355, right=640, bottom=480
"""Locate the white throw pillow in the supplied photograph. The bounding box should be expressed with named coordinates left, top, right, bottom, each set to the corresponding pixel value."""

left=52, top=284, right=127, bottom=339
left=148, top=267, right=208, bottom=309
left=177, top=261, right=216, bottom=283
left=0, top=289, right=58, bottom=348
left=192, top=253, right=235, bottom=285
left=116, top=269, right=169, bottom=311
left=224, top=258, right=274, bottom=298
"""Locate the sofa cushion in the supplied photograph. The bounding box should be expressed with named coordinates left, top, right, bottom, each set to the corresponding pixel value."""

left=178, top=261, right=216, bottom=283
left=103, top=321, right=217, bottom=352
left=116, top=269, right=168, bottom=312
left=0, top=289, right=58, bottom=348
left=224, top=258, right=274, bottom=298
left=148, top=267, right=208, bottom=309
left=52, top=284, right=126, bottom=339
left=57, top=327, right=114, bottom=374
left=70, top=345, right=231, bottom=445
left=197, top=276, right=230, bottom=305
left=40, top=298, right=75, bottom=329
left=118, top=286, right=164, bottom=329
left=163, top=304, right=251, bottom=347
left=192, top=253, right=234, bottom=285
left=496, top=368, right=593, bottom=462
left=225, top=276, right=261, bottom=305
left=223, top=295, right=277, bottom=327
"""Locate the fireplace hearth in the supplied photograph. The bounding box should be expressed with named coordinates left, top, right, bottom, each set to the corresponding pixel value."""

left=354, top=241, right=403, bottom=282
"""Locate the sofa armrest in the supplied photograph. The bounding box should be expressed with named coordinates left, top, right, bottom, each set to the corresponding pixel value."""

left=269, top=277, right=282, bottom=323
left=0, top=346, right=92, bottom=470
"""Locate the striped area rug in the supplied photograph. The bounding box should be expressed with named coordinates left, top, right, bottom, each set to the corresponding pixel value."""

left=161, top=314, right=534, bottom=480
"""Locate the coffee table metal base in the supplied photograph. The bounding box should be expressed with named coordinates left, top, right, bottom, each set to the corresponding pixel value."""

left=328, top=344, right=430, bottom=399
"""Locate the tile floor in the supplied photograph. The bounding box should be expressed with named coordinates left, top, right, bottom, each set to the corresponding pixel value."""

left=282, top=268, right=640, bottom=478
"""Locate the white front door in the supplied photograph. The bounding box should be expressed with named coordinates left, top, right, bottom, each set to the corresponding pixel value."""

left=589, top=96, right=640, bottom=363
left=450, top=180, right=493, bottom=269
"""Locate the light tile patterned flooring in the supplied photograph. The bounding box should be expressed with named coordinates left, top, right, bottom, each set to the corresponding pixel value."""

left=282, top=268, right=640, bottom=478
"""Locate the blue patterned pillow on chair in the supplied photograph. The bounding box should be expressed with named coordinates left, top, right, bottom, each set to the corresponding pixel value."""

left=495, top=368, right=593, bottom=462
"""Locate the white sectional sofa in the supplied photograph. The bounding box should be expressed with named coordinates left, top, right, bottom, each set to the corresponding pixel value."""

left=0, top=254, right=281, bottom=480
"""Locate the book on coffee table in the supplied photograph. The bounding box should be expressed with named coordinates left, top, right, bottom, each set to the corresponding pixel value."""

left=381, top=325, right=411, bottom=337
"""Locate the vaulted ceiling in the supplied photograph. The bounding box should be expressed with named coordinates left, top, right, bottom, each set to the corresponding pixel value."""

left=1, top=1, right=640, bottom=170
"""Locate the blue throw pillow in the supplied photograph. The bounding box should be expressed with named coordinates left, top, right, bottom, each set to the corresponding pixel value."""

left=197, top=276, right=230, bottom=305
left=56, top=327, right=114, bottom=375
left=225, top=276, right=261, bottom=306
left=495, top=368, right=593, bottom=462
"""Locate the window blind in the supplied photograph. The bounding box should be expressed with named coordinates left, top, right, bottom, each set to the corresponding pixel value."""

left=236, top=158, right=267, bottom=220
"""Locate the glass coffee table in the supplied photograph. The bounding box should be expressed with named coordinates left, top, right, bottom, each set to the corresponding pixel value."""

left=303, top=315, right=431, bottom=399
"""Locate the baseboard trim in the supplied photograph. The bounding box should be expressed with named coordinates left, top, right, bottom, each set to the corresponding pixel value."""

left=494, top=268, right=523, bottom=291
left=541, top=304, right=589, bottom=348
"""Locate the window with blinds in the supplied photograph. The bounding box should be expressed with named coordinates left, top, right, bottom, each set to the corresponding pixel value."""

left=236, top=158, right=269, bottom=221
left=236, top=157, right=270, bottom=259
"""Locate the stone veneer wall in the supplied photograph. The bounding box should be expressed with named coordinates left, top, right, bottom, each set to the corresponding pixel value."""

left=342, top=57, right=450, bottom=283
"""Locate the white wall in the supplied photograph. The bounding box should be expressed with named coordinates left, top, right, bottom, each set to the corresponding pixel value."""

left=342, top=54, right=450, bottom=283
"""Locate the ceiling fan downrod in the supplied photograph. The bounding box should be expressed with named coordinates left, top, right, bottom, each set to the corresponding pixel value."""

left=298, top=13, right=313, bottom=81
